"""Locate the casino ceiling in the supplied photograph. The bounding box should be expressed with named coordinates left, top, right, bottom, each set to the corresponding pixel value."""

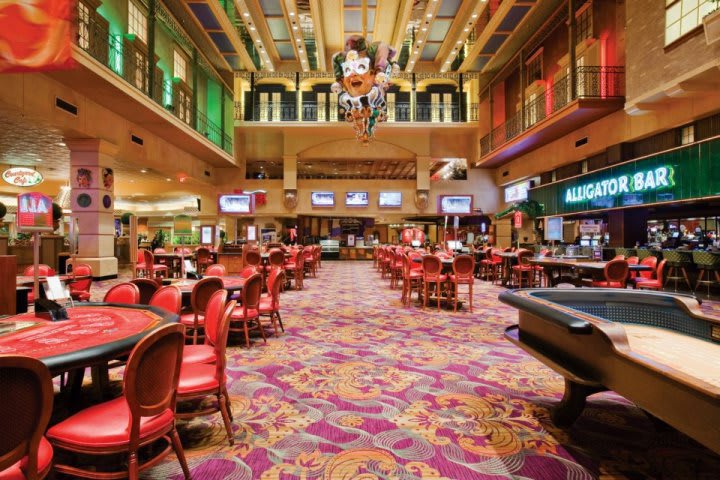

left=183, top=0, right=559, bottom=79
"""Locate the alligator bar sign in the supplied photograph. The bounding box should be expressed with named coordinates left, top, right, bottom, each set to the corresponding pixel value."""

left=17, top=192, right=53, bottom=232
left=565, top=166, right=674, bottom=203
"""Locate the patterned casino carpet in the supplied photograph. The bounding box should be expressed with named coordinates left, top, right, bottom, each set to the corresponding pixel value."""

left=95, top=261, right=720, bottom=479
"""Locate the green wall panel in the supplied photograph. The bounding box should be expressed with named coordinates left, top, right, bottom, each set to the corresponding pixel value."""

left=530, top=138, right=720, bottom=216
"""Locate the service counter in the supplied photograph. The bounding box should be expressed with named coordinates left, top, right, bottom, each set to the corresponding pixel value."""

left=338, top=247, right=373, bottom=260
left=217, top=244, right=244, bottom=274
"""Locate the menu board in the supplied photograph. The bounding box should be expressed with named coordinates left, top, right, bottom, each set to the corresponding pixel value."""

left=17, top=192, right=53, bottom=232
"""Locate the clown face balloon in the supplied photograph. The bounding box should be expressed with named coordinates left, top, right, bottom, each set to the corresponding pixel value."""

left=332, top=35, right=397, bottom=145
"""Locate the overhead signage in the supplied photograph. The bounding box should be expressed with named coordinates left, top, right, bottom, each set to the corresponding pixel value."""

left=565, top=166, right=674, bottom=204
left=173, top=215, right=192, bottom=235
left=505, top=181, right=530, bottom=203
left=17, top=192, right=53, bottom=232
left=513, top=211, right=523, bottom=229
left=2, top=167, right=43, bottom=187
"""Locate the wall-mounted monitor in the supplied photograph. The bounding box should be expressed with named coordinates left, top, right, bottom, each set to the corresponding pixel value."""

left=217, top=194, right=254, bottom=215
left=346, top=191, right=368, bottom=207
left=311, top=191, right=335, bottom=207
left=378, top=191, right=402, bottom=207
left=545, top=216, right=563, bottom=241
left=504, top=181, right=531, bottom=203
left=438, top=195, right=473, bottom=215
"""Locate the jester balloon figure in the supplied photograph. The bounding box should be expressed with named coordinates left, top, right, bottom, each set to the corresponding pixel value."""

left=332, top=35, right=399, bottom=145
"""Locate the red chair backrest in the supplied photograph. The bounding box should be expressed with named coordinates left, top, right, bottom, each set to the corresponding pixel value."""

left=422, top=255, right=443, bottom=280
left=240, top=274, right=263, bottom=315
left=407, top=251, right=423, bottom=270
left=268, top=248, right=285, bottom=267
left=655, top=259, right=667, bottom=284
left=190, top=277, right=223, bottom=318
left=202, top=289, right=228, bottom=347
left=491, top=248, right=502, bottom=263
left=452, top=254, right=475, bottom=278
left=613, top=254, right=625, bottom=260
left=0, top=356, right=53, bottom=477
left=239, top=266, right=257, bottom=279
left=196, top=247, right=211, bottom=263
left=204, top=264, right=226, bottom=277
left=70, top=264, right=93, bottom=292
left=626, top=256, right=639, bottom=265
left=149, top=285, right=182, bottom=315
left=153, top=248, right=166, bottom=254
left=123, top=324, right=185, bottom=429
left=211, top=301, right=236, bottom=385
left=244, top=249, right=261, bottom=267
left=517, top=249, right=534, bottom=266
left=143, top=249, right=156, bottom=268
left=605, top=259, right=629, bottom=286
left=266, top=270, right=285, bottom=310
left=130, top=278, right=160, bottom=304
left=104, top=282, right=140, bottom=304
left=23, top=264, right=56, bottom=277
left=637, top=256, right=658, bottom=279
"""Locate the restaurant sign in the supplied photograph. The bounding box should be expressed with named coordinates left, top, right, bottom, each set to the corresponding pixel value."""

left=529, top=137, right=720, bottom=216
left=2, top=167, right=43, bottom=187
left=565, top=166, right=674, bottom=203
left=16, top=192, right=53, bottom=232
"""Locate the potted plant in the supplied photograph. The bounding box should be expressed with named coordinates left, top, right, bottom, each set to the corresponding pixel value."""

left=704, top=0, right=720, bottom=45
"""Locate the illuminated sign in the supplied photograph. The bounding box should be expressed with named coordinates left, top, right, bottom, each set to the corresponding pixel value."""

left=505, top=181, right=530, bottom=203
left=2, top=167, right=43, bottom=187
left=17, top=192, right=53, bottom=232
left=564, top=166, right=674, bottom=204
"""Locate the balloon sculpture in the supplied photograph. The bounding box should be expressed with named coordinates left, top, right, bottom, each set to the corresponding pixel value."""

left=332, top=35, right=399, bottom=145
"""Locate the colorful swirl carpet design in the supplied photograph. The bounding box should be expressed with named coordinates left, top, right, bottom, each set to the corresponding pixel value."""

left=130, top=262, right=720, bottom=479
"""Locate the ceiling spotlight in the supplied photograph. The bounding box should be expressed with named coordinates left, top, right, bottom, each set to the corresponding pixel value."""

left=140, top=168, right=148, bottom=173
left=293, top=26, right=298, bottom=30
left=243, top=12, right=249, bottom=17
left=256, top=39, right=261, bottom=42
left=296, top=38, right=301, bottom=42
left=165, top=178, right=171, bottom=182
left=57, top=142, right=66, bottom=147
left=298, top=48, right=303, bottom=53
left=410, top=60, right=415, bottom=64
left=289, top=12, right=295, bottom=16
left=250, top=26, right=255, bottom=31
left=417, top=40, right=423, bottom=44
left=414, top=50, right=419, bottom=54
left=426, top=13, right=432, bottom=18
left=472, top=13, right=478, bottom=18
left=457, top=40, right=462, bottom=44
left=464, top=28, right=469, bottom=32
left=422, top=27, right=427, bottom=32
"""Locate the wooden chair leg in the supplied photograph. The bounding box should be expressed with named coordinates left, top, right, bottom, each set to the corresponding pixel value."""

left=218, top=393, right=234, bottom=445
left=223, top=385, right=234, bottom=420
left=170, top=428, right=191, bottom=479
left=243, top=321, right=251, bottom=348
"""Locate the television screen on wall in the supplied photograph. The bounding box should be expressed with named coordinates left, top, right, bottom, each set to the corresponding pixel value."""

left=545, top=216, right=563, bottom=241
left=311, top=191, right=335, bottom=207
left=378, top=192, right=402, bottom=207
left=346, top=191, right=369, bottom=207
left=437, top=195, right=473, bottom=215
left=217, top=194, right=254, bottom=214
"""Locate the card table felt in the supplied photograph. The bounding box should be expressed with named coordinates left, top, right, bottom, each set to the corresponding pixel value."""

left=168, top=276, right=245, bottom=297
left=0, top=304, right=177, bottom=375
left=528, top=258, right=653, bottom=287
left=500, top=288, right=720, bottom=454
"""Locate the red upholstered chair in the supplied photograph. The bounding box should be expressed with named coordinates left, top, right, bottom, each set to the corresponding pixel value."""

left=230, top=273, right=265, bottom=348
left=243, top=248, right=262, bottom=273
left=130, top=278, right=160, bottom=305
left=265, top=248, right=285, bottom=272
left=389, top=250, right=405, bottom=290
left=148, top=285, right=182, bottom=316
left=134, top=250, right=148, bottom=279
left=637, top=259, right=667, bottom=291
left=259, top=269, right=285, bottom=336
left=284, top=251, right=304, bottom=290
left=490, top=248, right=504, bottom=284
left=422, top=255, right=448, bottom=311
left=195, top=247, right=212, bottom=274
left=23, top=265, right=57, bottom=304
left=180, top=277, right=223, bottom=345
left=631, top=256, right=658, bottom=288
left=103, top=282, right=140, bottom=304
left=176, top=299, right=237, bottom=446
left=613, top=254, right=625, bottom=260
left=401, top=254, right=424, bottom=306
left=511, top=249, right=537, bottom=288
left=591, top=259, right=629, bottom=288
left=68, top=264, right=93, bottom=302
left=204, top=264, right=226, bottom=277
left=182, top=290, right=228, bottom=365
left=450, top=254, right=475, bottom=312
left=0, top=356, right=54, bottom=480
left=143, top=250, right=168, bottom=279
left=47, top=324, right=190, bottom=480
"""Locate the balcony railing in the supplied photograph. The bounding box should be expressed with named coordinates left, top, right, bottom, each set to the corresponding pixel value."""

left=238, top=100, right=479, bottom=124
left=480, top=66, right=624, bottom=157
left=76, top=13, right=232, bottom=154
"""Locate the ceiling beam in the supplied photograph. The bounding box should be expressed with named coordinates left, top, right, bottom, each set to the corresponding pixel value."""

left=406, top=0, right=443, bottom=72
left=391, top=0, right=414, bottom=54
left=309, top=0, right=327, bottom=71
left=319, top=0, right=344, bottom=69
left=281, top=0, right=310, bottom=72
left=241, top=0, right=280, bottom=69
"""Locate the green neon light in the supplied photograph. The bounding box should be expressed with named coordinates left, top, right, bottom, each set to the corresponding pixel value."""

left=565, top=166, right=675, bottom=204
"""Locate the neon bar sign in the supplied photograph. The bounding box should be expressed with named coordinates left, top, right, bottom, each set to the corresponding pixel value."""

left=565, top=166, right=675, bottom=204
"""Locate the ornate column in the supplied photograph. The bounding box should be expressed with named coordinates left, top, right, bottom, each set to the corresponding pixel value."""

left=283, top=154, right=298, bottom=210
left=65, top=139, right=118, bottom=278
left=415, top=155, right=431, bottom=211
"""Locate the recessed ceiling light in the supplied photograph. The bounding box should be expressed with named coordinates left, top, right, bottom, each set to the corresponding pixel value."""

left=464, top=28, right=469, bottom=32
left=256, top=39, right=261, bottom=42
left=296, top=38, right=301, bottom=42
left=35, top=158, right=42, bottom=162
left=426, top=13, right=432, bottom=18
left=250, top=26, right=255, bottom=31
left=414, top=50, right=419, bottom=54
left=243, top=12, right=249, bottom=17
left=417, top=40, right=423, bottom=44
left=457, top=40, right=462, bottom=44
left=410, top=60, right=415, bottom=64
left=472, top=13, right=478, bottom=18
left=289, top=12, right=295, bottom=16
left=422, top=27, right=427, bottom=32
left=57, top=142, right=66, bottom=147
left=293, top=26, right=298, bottom=30
left=445, top=60, right=450, bottom=63
left=165, top=178, right=171, bottom=182
left=298, top=48, right=303, bottom=53
left=140, top=168, right=148, bottom=173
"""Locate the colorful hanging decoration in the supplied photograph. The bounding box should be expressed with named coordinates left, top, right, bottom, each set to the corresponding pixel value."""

left=0, top=0, right=75, bottom=72
left=332, top=35, right=398, bottom=145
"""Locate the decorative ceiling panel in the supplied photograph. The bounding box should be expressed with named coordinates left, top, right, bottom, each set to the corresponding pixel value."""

left=187, top=3, right=222, bottom=30
left=438, top=0, right=462, bottom=17
left=268, top=18, right=292, bottom=40
left=259, top=0, right=284, bottom=16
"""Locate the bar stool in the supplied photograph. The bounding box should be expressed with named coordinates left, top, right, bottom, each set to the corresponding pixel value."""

left=662, top=250, right=692, bottom=291
left=693, top=251, right=720, bottom=298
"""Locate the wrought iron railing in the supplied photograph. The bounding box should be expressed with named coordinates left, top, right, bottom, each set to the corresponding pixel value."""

left=479, top=66, right=624, bottom=156
left=237, top=100, right=479, bottom=124
left=76, top=13, right=232, bottom=154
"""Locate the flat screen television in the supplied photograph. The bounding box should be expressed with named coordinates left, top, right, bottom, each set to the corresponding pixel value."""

left=217, top=194, right=254, bottom=214
left=345, top=191, right=369, bottom=207
left=438, top=195, right=473, bottom=215
left=447, top=240, right=463, bottom=250
left=311, top=191, right=335, bottom=207
left=378, top=191, right=402, bottom=207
